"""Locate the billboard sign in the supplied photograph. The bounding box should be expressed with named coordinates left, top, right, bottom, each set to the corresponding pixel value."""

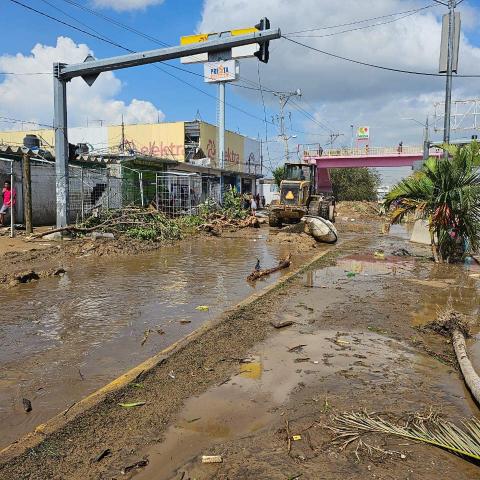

left=357, top=126, right=370, bottom=140
left=204, top=60, right=238, bottom=83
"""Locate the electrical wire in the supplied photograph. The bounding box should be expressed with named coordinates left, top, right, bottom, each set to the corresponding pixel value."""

left=7, top=0, right=279, bottom=128
left=285, top=4, right=435, bottom=35
left=0, top=116, right=53, bottom=129
left=0, top=72, right=51, bottom=75
left=287, top=7, right=434, bottom=38
left=282, top=36, right=480, bottom=78
left=257, top=63, right=273, bottom=172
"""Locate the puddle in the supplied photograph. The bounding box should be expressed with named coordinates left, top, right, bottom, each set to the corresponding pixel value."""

left=0, top=234, right=320, bottom=448
left=410, top=266, right=480, bottom=327
left=132, top=327, right=431, bottom=480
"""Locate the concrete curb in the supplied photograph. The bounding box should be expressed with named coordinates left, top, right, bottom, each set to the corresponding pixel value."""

left=0, top=246, right=335, bottom=464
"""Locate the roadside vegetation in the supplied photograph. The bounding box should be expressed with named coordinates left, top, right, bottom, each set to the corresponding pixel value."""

left=330, top=168, right=381, bottom=201
left=72, top=186, right=251, bottom=242
left=385, top=143, right=480, bottom=263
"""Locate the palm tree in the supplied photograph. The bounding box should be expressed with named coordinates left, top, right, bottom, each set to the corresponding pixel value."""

left=384, top=142, right=480, bottom=263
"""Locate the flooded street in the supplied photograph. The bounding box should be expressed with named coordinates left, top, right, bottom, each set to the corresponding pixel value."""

left=0, top=232, right=318, bottom=448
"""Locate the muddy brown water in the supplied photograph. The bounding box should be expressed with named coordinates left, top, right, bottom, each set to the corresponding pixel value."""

left=0, top=233, right=318, bottom=449
left=131, top=235, right=480, bottom=480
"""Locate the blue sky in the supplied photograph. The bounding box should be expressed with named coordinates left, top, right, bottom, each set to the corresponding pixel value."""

left=1, top=0, right=274, bottom=138
left=2, top=0, right=480, bottom=179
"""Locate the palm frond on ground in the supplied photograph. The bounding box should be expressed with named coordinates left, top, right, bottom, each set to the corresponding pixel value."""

left=384, top=142, right=480, bottom=262
left=329, top=411, right=480, bottom=461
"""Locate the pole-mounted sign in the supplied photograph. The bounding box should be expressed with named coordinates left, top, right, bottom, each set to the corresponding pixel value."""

left=204, top=60, right=239, bottom=83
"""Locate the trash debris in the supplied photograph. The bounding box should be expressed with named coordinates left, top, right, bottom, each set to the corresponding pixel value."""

left=292, top=435, right=302, bottom=441
left=179, top=320, right=192, bottom=324
left=118, top=401, right=146, bottom=408
left=22, top=398, right=32, bottom=413
left=336, top=339, right=350, bottom=346
left=247, top=254, right=292, bottom=281
left=196, top=305, right=209, bottom=311
left=141, top=329, right=152, bottom=346
left=392, top=248, right=411, bottom=257
left=121, top=458, right=149, bottom=474
left=168, top=370, right=176, bottom=379
left=201, top=455, right=223, bottom=464
left=156, top=329, right=166, bottom=335
left=373, top=250, right=385, bottom=259
left=294, top=358, right=311, bottom=363
left=186, top=417, right=201, bottom=423
left=346, top=271, right=357, bottom=278
left=15, top=271, right=40, bottom=284
left=130, top=383, right=144, bottom=389
left=270, top=320, right=294, bottom=329
left=94, top=449, right=111, bottom=463
left=288, top=344, right=307, bottom=353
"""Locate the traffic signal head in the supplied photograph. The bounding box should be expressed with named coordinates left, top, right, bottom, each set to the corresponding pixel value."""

left=254, top=17, right=271, bottom=64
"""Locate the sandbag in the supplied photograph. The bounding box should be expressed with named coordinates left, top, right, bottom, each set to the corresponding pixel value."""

left=302, top=216, right=338, bottom=244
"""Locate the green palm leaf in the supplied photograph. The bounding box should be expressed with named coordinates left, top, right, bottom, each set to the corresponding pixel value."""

left=384, top=141, right=480, bottom=262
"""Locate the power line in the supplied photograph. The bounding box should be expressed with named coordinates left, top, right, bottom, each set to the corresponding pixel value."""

left=0, top=72, right=51, bottom=75
left=285, top=4, right=435, bottom=35
left=7, top=0, right=279, bottom=128
left=0, top=116, right=53, bottom=129
left=282, top=36, right=480, bottom=78
left=287, top=6, right=435, bottom=38
left=257, top=63, right=273, bottom=172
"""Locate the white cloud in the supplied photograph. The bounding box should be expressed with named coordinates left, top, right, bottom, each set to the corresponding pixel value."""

left=91, top=0, right=165, bottom=12
left=198, top=0, right=480, bottom=154
left=0, top=37, right=165, bottom=130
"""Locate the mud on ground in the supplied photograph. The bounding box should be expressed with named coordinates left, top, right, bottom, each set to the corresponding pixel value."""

left=1, top=227, right=479, bottom=480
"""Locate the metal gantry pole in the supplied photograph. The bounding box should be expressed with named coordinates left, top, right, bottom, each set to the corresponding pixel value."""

left=218, top=82, right=226, bottom=200
left=443, top=0, right=455, bottom=155
left=53, top=63, right=70, bottom=227
left=10, top=160, right=14, bottom=238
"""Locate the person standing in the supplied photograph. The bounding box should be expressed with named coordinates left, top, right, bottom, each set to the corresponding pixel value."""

left=250, top=195, right=257, bottom=217
left=0, top=180, right=16, bottom=226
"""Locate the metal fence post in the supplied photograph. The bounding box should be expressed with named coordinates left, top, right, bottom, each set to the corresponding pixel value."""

left=10, top=161, right=15, bottom=238
left=155, top=173, right=159, bottom=211
left=106, top=171, right=110, bottom=210
left=139, top=171, right=144, bottom=207
left=80, top=167, right=85, bottom=221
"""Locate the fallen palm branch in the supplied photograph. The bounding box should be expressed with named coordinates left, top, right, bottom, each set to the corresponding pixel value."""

left=329, top=411, right=480, bottom=461
left=426, top=309, right=480, bottom=405
left=247, top=254, right=292, bottom=282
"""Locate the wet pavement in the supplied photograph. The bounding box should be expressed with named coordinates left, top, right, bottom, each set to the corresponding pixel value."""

left=0, top=232, right=319, bottom=448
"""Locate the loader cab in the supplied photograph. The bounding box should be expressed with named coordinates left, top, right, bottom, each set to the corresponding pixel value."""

left=283, top=163, right=317, bottom=200
left=285, top=163, right=316, bottom=184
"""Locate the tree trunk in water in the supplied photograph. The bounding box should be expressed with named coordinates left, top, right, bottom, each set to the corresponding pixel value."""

left=451, top=328, right=480, bottom=405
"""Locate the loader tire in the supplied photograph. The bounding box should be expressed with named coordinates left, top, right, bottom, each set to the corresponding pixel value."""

left=269, top=213, right=282, bottom=228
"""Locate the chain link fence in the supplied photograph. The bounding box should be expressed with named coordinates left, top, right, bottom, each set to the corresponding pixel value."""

left=1, top=158, right=224, bottom=226
left=69, top=167, right=222, bottom=222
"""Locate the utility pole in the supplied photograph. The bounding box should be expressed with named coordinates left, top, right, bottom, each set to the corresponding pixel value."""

left=443, top=0, right=455, bottom=148
left=437, top=0, right=461, bottom=156
left=218, top=81, right=226, bottom=198
left=273, top=89, right=301, bottom=162
left=22, top=150, right=33, bottom=234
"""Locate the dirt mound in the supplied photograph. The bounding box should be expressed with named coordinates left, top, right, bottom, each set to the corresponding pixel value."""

left=268, top=231, right=318, bottom=253
left=336, top=201, right=381, bottom=220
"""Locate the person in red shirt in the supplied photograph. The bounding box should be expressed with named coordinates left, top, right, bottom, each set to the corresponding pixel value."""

left=0, top=180, right=16, bottom=226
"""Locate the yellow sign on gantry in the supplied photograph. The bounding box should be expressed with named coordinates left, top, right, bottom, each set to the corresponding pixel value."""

left=180, top=27, right=258, bottom=45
